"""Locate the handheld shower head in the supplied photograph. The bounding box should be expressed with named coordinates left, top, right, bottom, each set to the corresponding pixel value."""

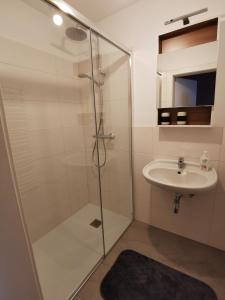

left=78, top=73, right=104, bottom=86
left=78, top=73, right=92, bottom=80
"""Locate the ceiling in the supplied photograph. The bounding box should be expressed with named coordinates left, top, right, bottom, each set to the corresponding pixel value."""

left=66, top=0, right=141, bottom=22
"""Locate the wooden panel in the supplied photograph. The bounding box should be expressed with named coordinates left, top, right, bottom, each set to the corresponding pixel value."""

left=158, top=107, right=212, bottom=125
left=159, top=18, right=218, bottom=54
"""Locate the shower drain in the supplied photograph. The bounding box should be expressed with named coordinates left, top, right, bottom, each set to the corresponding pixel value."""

left=90, top=219, right=102, bottom=228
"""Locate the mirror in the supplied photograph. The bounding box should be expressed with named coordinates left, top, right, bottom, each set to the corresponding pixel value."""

left=157, top=40, right=218, bottom=108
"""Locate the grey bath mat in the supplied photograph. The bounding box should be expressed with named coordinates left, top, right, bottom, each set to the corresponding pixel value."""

left=100, top=250, right=217, bottom=300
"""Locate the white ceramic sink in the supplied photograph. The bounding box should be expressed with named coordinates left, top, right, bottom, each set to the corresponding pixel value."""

left=143, top=160, right=218, bottom=194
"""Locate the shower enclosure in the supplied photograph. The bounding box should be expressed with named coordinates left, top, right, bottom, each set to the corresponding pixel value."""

left=0, top=0, right=133, bottom=299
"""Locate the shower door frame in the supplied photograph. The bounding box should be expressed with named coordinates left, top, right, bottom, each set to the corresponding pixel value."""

left=42, top=0, right=134, bottom=219
left=43, top=0, right=135, bottom=298
left=89, top=29, right=134, bottom=249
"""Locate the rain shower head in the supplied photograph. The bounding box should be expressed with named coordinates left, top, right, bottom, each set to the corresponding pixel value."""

left=51, top=26, right=87, bottom=56
left=65, top=26, right=87, bottom=41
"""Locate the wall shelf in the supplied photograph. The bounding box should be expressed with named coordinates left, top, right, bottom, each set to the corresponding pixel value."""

left=158, top=106, right=212, bottom=126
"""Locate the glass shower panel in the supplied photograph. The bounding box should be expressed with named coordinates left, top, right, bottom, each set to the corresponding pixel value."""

left=0, top=1, right=104, bottom=299
left=91, top=33, right=133, bottom=253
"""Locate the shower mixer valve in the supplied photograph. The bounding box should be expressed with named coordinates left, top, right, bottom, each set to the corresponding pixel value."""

left=93, top=133, right=115, bottom=139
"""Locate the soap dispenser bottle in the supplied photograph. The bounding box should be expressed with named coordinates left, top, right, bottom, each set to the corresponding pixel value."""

left=200, top=151, right=209, bottom=171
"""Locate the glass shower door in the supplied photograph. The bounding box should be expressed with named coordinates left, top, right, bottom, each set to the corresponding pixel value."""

left=0, top=1, right=104, bottom=300
left=91, top=33, right=133, bottom=253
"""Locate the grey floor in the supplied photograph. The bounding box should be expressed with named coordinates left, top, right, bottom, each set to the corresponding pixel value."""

left=75, top=221, right=225, bottom=300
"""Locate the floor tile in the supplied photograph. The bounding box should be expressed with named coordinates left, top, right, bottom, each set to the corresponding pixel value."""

left=76, top=220, right=225, bottom=300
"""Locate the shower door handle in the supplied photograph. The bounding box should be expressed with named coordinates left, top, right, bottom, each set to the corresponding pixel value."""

left=93, top=133, right=115, bottom=139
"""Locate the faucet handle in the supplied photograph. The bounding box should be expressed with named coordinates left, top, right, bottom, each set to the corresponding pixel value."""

left=178, top=156, right=184, bottom=162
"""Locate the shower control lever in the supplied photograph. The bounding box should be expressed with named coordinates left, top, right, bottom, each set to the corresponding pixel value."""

left=93, top=133, right=115, bottom=139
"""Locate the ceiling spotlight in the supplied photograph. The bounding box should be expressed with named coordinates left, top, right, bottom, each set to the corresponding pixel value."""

left=53, top=14, right=63, bottom=26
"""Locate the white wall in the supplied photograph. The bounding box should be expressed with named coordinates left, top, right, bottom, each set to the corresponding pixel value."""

left=96, top=0, right=225, bottom=251
left=0, top=117, right=41, bottom=300
left=97, top=0, right=225, bottom=126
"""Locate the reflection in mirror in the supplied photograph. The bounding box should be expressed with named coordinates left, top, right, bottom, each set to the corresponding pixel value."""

left=174, top=71, right=216, bottom=107
left=157, top=41, right=218, bottom=108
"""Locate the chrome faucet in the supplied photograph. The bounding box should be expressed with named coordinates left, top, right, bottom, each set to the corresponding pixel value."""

left=178, top=157, right=185, bottom=171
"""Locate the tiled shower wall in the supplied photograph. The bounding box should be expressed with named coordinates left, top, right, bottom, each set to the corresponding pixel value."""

left=0, top=36, right=91, bottom=242
left=133, top=126, right=225, bottom=251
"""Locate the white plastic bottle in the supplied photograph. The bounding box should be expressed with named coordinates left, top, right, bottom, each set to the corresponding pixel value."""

left=200, top=151, right=209, bottom=171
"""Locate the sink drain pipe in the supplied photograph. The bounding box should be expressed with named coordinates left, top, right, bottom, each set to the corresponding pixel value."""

left=173, top=193, right=194, bottom=214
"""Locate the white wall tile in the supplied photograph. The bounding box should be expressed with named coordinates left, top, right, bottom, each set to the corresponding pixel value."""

left=151, top=186, right=215, bottom=245
left=0, top=48, right=92, bottom=241
left=209, top=162, right=225, bottom=250
left=133, top=126, right=153, bottom=155
left=0, top=36, right=56, bottom=74
left=24, top=100, right=62, bottom=131
left=133, top=152, right=152, bottom=224
left=219, top=128, right=225, bottom=162
left=28, top=128, right=64, bottom=160
left=63, top=127, right=86, bottom=153
left=22, top=178, right=71, bottom=242
left=153, top=127, right=222, bottom=161
left=100, top=150, right=132, bottom=217
left=132, top=126, right=225, bottom=251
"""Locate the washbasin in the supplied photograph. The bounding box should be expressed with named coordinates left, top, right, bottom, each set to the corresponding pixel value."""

left=143, top=159, right=217, bottom=194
